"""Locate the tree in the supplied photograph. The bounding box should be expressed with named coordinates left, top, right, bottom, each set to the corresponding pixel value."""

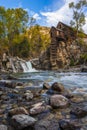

left=0, top=6, right=6, bottom=39
left=12, top=34, right=30, bottom=58
left=26, top=25, right=50, bottom=58
left=0, top=7, right=34, bottom=57
left=0, top=6, right=8, bottom=55
left=69, top=0, right=87, bottom=36
left=5, top=8, right=29, bottom=55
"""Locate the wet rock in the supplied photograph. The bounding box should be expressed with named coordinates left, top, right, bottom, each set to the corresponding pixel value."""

left=0, top=124, right=7, bottom=130
left=71, top=106, right=87, bottom=118
left=81, top=116, right=87, bottom=126
left=34, top=118, right=59, bottom=130
left=43, top=82, right=51, bottom=89
left=51, top=82, right=64, bottom=92
left=0, top=91, right=3, bottom=96
left=81, top=67, right=87, bottom=72
left=13, top=89, right=19, bottom=94
left=0, top=109, right=4, bottom=114
left=54, top=111, right=64, bottom=120
left=8, top=125, right=15, bottom=130
left=16, top=85, right=23, bottom=89
left=30, top=102, right=51, bottom=115
left=50, top=95, right=69, bottom=108
left=71, top=94, right=84, bottom=103
left=7, top=75, right=17, bottom=80
left=4, top=81, right=16, bottom=88
left=59, top=119, right=81, bottom=130
left=16, top=82, right=23, bottom=86
left=23, top=90, right=33, bottom=100
left=1, top=104, right=8, bottom=109
left=11, top=114, right=37, bottom=129
left=47, top=82, right=72, bottom=98
left=8, top=107, right=29, bottom=116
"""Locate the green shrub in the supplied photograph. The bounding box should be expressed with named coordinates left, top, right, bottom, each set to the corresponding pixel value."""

left=70, top=58, right=75, bottom=66
left=80, top=54, right=87, bottom=64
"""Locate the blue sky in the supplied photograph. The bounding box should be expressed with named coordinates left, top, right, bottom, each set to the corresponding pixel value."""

left=0, top=0, right=63, bottom=12
left=0, top=0, right=87, bottom=33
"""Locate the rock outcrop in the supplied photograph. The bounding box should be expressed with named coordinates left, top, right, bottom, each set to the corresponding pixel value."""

left=0, top=56, right=34, bottom=73
left=35, top=22, right=87, bottom=70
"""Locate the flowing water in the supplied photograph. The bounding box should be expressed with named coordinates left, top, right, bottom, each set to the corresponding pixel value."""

left=1, top=60, right=87, bottom=90
left=10, top=60, right=87, bottom=89
left=13, top=71, right=87, bottom=90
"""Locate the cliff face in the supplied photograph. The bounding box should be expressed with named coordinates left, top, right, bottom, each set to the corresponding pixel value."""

left=37, top=22, right=87, bottom=70
left=38, top=40, right=82, bottom=70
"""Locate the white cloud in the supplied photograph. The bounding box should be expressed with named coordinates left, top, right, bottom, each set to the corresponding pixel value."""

left=18, top=2, right=22, bottom=8
left=33, top=13, right=41, bottom=20
left=83, top=17, right=87, bottom=33
left=24, top=9, right=41, bottom=21
left=40, top=0, right=87, bottom=33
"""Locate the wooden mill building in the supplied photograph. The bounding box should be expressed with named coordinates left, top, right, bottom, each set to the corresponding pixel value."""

left=50, top=22, right=77, bottom=69
left=38, top=21, right=87, bottom=70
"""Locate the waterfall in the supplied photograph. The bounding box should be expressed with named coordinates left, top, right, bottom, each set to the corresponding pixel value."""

left=20, top=62, right=28, bottom=72
left=9, top=57, right=37, bottom=73
left=21, top=61, right=36, bottom=72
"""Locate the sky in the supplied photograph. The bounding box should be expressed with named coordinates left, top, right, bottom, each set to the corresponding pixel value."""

left=0, top=0, right=87, bottom=33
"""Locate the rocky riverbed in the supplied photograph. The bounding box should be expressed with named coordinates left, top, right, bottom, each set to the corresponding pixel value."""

left=0, top=71, right=87, bottom=130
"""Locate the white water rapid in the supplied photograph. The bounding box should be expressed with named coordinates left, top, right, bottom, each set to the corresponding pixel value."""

left=21, top=61, right=37, bottom=72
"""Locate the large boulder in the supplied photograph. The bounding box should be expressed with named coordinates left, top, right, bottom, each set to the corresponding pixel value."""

left=11, top=114, right=36, bottom=129
left=30, top=102, right=51, bottom=115
left=51, top=82, right=64, bottom=92
left=47, top=82, right=72, bottom=99
left=50, top=95, right=69, bottom=108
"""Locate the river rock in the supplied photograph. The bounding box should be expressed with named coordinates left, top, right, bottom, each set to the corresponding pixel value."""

left=0, top=91, right=3, bottom=96
left=23, top=91, right=33, bottom=100
left=81, top=66, right=87, bottom=72
left=34, top=118, right=59, bottom=130
left=30, top=102, right=50, bottom=115
left=71, top=106, right=87, bottom=118
left=11, top=114, right=36, bottom=129
left=43, top=82, right=51, bottom=89
left=59, top=119, right=81, bottom=130
left=71, top=94, right=84, bottom=103
left=50, top=95, right=69, bottom=108
left=51, top=82, right=64, bottom=92
left=4, top=81, right=16, bottom=88
left=16, top=82, right=23, bottom=86
left=7, top=125, right=14, bottom=130
left=7, top=75, right=17, bottom=80
left=0, top=124, right=7, bottom=130
left=8, top=107, right=29, bottom=116
left=16, top=85, right=23, bottom=89
left=0, top=109, right=4, bottom=114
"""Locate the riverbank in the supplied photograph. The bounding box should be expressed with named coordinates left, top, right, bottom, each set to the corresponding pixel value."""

left=0, top=71, right=87, bottom=130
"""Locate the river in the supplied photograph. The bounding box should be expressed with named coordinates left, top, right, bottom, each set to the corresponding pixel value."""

left=13, top=71, right=87, bottom=89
